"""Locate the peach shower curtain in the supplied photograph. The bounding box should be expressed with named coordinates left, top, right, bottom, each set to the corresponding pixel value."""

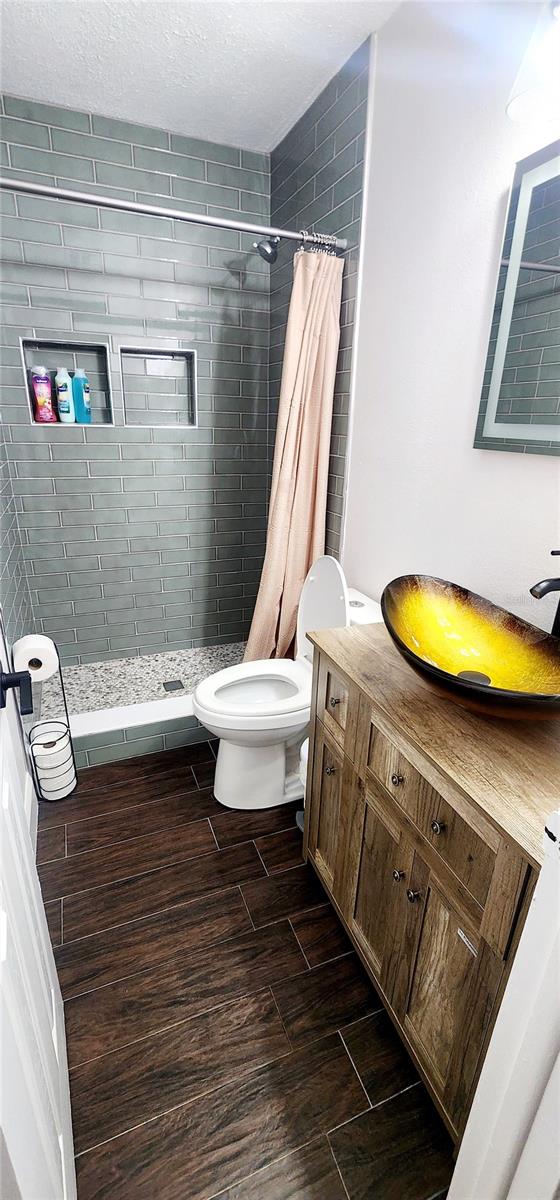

left=245, top=248, right=344, bottom=661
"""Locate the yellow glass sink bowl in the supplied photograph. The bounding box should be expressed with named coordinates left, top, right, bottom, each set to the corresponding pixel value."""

left=381, top=575, right=560, bottom=718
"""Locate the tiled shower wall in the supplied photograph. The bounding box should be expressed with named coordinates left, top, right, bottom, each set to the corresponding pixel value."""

left=0, top=419, right=34, bottom=644
left=0, top=95, right=270, bottom=665
left=270, top=40, right=369, bottom=555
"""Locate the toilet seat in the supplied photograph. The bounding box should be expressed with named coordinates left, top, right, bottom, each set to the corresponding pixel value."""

left=194, top=657, right=311, bottom=732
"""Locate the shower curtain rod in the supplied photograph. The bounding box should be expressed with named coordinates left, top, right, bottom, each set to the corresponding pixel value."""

left=502, top=257, right=560, bottom=275
left=0, top=176, right=347, bottom=252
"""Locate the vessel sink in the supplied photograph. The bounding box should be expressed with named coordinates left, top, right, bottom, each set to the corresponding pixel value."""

left=381, top=575, right=560, bottom=717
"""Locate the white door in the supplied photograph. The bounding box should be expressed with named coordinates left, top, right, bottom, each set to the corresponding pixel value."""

left=0, top=613, right=76, bottom=1199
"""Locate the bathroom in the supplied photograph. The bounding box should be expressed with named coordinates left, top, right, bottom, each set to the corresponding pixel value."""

left=0, top=1, right=559, bottom=1197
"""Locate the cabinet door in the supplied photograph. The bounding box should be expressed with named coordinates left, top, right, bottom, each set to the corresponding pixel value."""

left=400, top=870, right=502, bottom=1134
left=307, top=723, right=344, bottom=893
left=348, top=787, right=414, bottom=1003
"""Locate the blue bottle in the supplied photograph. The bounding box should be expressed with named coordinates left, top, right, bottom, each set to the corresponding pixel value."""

left=72, top=368, right=92, bottom=424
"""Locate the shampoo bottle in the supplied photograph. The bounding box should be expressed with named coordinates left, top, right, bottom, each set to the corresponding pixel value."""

left=31, top=366, right=57, bottom=423
left=55, top=367, right=75, bottom=423
left=72, top=368, right=92, bottom=424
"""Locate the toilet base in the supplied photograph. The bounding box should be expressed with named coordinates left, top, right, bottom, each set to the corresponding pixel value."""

left=213, top=738, right=305, bottom=810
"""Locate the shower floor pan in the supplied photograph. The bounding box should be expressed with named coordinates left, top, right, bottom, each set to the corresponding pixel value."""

left=41, top=643, right=245, bottom=738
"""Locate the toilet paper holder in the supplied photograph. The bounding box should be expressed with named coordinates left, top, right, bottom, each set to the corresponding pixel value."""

left=0, top=668, right=33, bottom=714
left=16, top=637, right=79, bottom=804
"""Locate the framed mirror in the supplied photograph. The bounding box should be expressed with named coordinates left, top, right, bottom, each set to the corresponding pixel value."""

left=474, top=140, right=560, bottom=455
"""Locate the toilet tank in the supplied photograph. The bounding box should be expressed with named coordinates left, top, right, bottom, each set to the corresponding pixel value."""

left=347, top=586, right=383, bottom=625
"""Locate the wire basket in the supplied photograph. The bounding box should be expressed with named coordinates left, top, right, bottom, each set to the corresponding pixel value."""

left=29, top=718, right=78, bottom=802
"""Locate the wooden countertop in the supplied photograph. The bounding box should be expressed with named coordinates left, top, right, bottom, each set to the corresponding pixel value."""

left=310, top=623, right=560, bottom=868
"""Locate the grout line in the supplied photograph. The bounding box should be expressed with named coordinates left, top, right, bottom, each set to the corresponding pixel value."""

left=268, top=985, right=293, bottom=1047
left=337, top=1030, right=372, bottom=1113
left=328, top=1139, right=352, bottom=1200
left=64, top=823, right=68, bottom=859
left=208, top=818, right=219, bottom=851
left=60, top=896, right=64, bottom=945
left=369, top=1079, right=422, bottom=1113
left=288, top=917, right=312, bottom=970
left=237, top=884, right=256, bottom=931
left=253, top=840, right=269, bottom=877
left=327, top=1079, right=423, bottom=1146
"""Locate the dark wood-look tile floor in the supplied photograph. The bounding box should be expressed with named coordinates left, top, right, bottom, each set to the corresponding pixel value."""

left=38, top=741, right=454, bottom=1200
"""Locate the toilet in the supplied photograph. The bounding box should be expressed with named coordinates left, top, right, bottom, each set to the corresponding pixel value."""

left=193, top=556, right=381, bottom=810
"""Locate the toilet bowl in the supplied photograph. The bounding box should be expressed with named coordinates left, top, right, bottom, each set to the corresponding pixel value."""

left=193, top=556, right=381, bottom=809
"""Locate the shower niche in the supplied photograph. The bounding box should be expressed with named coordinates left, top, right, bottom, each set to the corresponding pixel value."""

left=20, top=338, right=114, bottom=426
left=119, top=347, right=197, bottom=428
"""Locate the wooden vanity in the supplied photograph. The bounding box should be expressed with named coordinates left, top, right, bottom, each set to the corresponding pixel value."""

left=304, top=622, right=560, bottom=1144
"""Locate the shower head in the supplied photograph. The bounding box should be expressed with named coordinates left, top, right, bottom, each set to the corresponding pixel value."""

left=253, top=235, right=280, bottom=263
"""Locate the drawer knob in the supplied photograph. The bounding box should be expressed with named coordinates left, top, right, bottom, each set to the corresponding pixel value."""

left=430, top=819, right=446, bottom=836
left=329, top=697, right=341, bottom=708
left=407, top=889, right=421, bottom=903
left=391, top=773, right=404, bottom=787
left=325, top=765, right=336, bottom=776
left=392, top=869, right=404, bottom=882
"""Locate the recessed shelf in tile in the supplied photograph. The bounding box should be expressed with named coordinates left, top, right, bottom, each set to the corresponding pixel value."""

left=120, top=347, right=197, bottom=428
left=20, top=338, right=114, bottom=426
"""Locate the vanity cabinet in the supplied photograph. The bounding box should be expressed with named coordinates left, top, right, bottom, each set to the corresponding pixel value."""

left=304, top=623, right=558, bottom=1143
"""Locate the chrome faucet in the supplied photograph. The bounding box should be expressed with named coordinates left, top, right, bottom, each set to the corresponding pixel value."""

left=530, top=551, right=560, bottom=638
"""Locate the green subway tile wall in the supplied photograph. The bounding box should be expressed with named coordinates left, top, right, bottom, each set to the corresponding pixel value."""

left=1, top=418, right=35, bottom=643
left=0, top=94, right=270, bottom=665
left=270, top=40, right=369, bottom=555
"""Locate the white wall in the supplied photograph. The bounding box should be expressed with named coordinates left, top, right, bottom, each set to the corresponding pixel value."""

left=342, top=1, right=560, bottom=631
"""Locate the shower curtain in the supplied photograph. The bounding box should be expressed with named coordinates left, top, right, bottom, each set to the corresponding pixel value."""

left=245, top=248, right=344, bottom=661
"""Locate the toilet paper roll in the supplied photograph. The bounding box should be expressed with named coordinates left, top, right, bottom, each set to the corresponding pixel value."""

left=34, top=740, right=71, bottom=771
left=39, top=766, right=76, bottom=800
left=347, top=588, right=384, bottom=625
left=12, top=635, right=59, bottom=683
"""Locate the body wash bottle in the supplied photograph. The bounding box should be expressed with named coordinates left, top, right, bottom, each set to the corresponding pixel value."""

left=31, top=365, right=57, bottom=423
left=72, top=368, right=92, bottom=424
left=55, top=367, right=75, bottom=423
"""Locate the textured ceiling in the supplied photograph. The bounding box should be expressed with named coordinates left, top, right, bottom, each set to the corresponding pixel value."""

left=0, top=1, right=397, bottom=151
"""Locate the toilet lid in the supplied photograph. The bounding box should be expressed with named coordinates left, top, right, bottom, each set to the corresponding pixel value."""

left=296, top=555, right=349, bottom=663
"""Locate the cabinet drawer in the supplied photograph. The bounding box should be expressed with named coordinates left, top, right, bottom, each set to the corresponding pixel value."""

left=366, top=726, right=496, bottom=909
left=316, top=655, right=350, bottom=748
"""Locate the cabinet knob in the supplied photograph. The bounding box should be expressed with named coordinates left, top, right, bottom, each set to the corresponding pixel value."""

left=325, top=765, right=336, bottom=776
left=430, top=819, right=446, bottom=836
left=392, top=869, right=404, bottom=882
left=329, top=697, right=341, bottom=708
left=407, top=889, right=421, bottom=903
left=391, top=773, right=404, bottom=787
